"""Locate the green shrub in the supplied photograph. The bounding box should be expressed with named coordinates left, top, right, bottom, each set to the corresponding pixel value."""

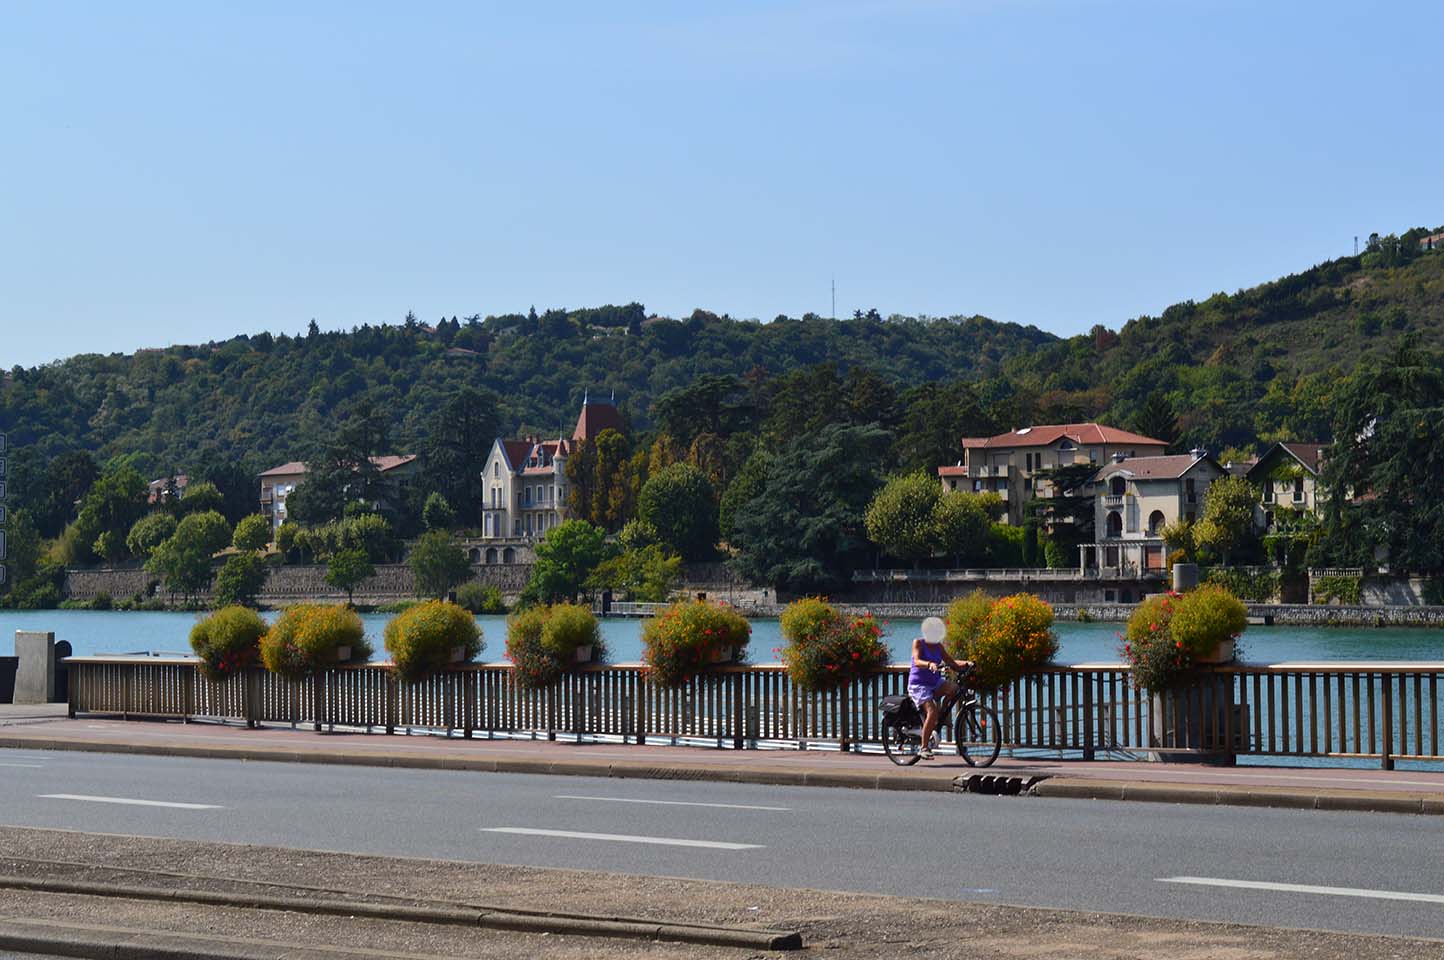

left=373, top=599, right=421, bottom=614
left=541, top=603, right=603, bottom=661
left=943, top=590, right=994, bottom=660
left=1169, top=584, right=1247, bottom=659
left=456, top=581, right=506, bottom=614
left=190, top=606, right=267, bottom=681
left=383, top=600, right=484, bottom=683
left=778, top=598, right=887, bottom=691
left=261, top=603, right=371, bottom=679
left=641, top=599, right=751, bottom=688
left=505, top=604, right=606, bottom=690
left=966, top=593, right=1058, bottom=688
left=778, top=597, right=838, bottom=646
left=1122, top=586, right=1247, bottom=691
left=213, top=553, right=268, bottom=607
left=506, top=608, right=555, bottom=689
left=1202, top=566, right=1279, bottom=602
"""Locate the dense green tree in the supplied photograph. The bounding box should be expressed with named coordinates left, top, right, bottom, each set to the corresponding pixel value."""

left=232, top=514, right=271, bottom=552
left=732, top=423, right=890, bottom=592
left=522, top=520, right=612, bottom=605
left=932, top=492, right=993, bottom=563
left=638, top=462, right=717, bottom=561
left=325, top=548, right=375, bottom=605
left=177, top=481, right=226, bottom=516
left=1193, top=476, right=1259, bottom=564
left=419, top=387, right=499, bottom=523
left=408, top=530, right=472, bottom=599
left=718, top=449, right=770, bottom=543
left=586, top=544, right=682, bottom=602
left=212, top=553, right=268, bottom=607
left=422, top=492, right=456, bottom=531
left=71, top=466, right=149, bottom=563
left=38, top=451, right=99, bottom=537
left=1132, top=392, right=1178, bottom=450
left=145, top=508, right=234, bottom=596
left=864, top=472, right=943, bottom=564
left=126, top=512, right=178, bottom=560
left=893, top=380, right=994, bottom=474
left=1316, top=341, right=1444, bottom=572
left=0, top=510, right=42, bottom=600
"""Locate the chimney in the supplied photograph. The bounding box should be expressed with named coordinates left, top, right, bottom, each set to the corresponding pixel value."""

left=1190, top=447, right=1208, bottom=459
left=1111, top=452, right=1127, bottom=463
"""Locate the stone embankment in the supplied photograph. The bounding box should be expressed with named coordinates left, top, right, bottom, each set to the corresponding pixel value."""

left=64, top=563, right=532, bottom=607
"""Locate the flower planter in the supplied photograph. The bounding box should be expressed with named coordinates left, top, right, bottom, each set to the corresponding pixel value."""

left=450, top=646, right=465, bottom=663
left=335, top=645, right=352, bottom=663
left=709, top=646, right=737, bottom=665
left=1194, top=638, right=1235, bottom=664
left=574, top=644, right=594, bottom=664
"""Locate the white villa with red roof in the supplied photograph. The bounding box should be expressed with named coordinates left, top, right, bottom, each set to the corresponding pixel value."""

left=1246, top=441, right=1326, bottom=531
left=479, top=394, right=624, bottom=540
left=938, top=422, right=1168, bottom=524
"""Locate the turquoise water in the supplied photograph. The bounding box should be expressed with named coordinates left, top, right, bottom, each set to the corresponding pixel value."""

left=3, top=609, right=1443, bottom=665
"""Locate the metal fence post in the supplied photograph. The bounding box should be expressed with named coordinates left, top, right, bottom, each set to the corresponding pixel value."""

left=312, top=673, right=324, bottom=732
left=1082, top=670, right=1095, bottom=762
left=1381, top=672, right=1395, bottom=770
left=731, top=672, right=744, bottom=751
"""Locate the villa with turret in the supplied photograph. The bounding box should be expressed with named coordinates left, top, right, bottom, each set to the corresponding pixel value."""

left=479, top=394, right=624, bottom=540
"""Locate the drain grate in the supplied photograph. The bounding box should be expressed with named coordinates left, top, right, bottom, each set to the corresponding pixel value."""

left=953, top=773, right=1049, bottom=796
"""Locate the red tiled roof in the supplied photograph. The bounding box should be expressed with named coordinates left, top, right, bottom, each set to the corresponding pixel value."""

left=960, top=438, right=987, bottom=449
left=1095, top=454, right=1212, bottom=481
left=500, top=441, right=532, bottom=470
left=259, top=455, right=415, bottom=478
left=937, top=465, right=968, bottom=477
left=967, top=423, right=1166, bottom=450
left=573, top=399, right=624, bottom=443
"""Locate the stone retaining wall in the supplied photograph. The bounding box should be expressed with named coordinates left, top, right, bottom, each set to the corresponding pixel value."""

left=65, top=563, right=534, bottom=607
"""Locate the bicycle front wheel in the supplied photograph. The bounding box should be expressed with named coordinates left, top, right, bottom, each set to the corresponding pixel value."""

left=955, top=701, right=1001, bottom=767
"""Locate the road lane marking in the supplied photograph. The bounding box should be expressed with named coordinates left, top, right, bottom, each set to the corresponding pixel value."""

left=481, top=827, right=762, bottom=850
left=1160, top=876, right=1444, bottom=905
left=38, top=794, right=222, bottom=810
left=553, top=795, right=789, bottom=811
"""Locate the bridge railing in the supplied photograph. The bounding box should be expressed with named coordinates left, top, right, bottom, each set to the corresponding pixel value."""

left=65, top=657, right=1444, bottom=769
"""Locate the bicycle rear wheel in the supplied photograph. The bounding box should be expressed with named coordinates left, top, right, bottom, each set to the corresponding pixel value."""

left=955, top=701, right=1001, bottom=767
left=882, top=719, right=921, bottom=766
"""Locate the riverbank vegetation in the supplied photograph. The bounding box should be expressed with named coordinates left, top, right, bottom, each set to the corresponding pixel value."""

left=4, top=227, right=1444, bottom=606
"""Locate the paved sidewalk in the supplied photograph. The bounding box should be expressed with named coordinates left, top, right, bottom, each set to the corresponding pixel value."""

left=2, top=714, right=1442, bottom=813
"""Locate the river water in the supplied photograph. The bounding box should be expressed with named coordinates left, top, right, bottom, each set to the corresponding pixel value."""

left=3, top=609, right=1442, bottom=664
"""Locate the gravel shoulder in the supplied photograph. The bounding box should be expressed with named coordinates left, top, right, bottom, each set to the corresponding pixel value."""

left=0, top=825, right=1437, bottom=960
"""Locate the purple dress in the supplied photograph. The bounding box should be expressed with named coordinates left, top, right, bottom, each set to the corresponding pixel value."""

left=908, top=640, right=945, bottom=708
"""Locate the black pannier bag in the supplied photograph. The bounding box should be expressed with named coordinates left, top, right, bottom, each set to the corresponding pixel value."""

left=879, top=694, right=919, bottom=724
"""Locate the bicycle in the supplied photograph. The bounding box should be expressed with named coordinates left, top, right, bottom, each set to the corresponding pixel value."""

left=878, top=667, right=1001, bottom=767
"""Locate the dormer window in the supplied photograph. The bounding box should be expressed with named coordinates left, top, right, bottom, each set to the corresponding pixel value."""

left=1058, top=439, right=1076, bottom=451
left=1110, top=476, right=1126, bottom=496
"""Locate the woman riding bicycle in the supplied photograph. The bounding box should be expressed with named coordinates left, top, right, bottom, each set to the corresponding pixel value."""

left=909, top=616, right=973, bottom=760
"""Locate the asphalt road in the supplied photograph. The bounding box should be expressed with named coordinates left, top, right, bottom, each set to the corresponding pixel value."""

left=0, top=746, right=1440, bottom=940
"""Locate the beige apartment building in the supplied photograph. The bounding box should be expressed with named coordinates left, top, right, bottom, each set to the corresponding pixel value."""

left=258, top=455, right=418, bottom=534
left=938, top=423, right=1168, bottom=524
left=1246, top=441, right=1325, bottom=530
left=1081, top=451, right=1225, bottom=575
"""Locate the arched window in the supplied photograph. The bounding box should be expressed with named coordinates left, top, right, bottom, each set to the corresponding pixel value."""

left=485, top=547, right=498, bottom=564
left=502, top=547, right=516, bottom=564
left=1106, top=511, right=1123, bottom=538
left=1148, top=510, right=1166, bottom=536
left=1110, top=476, right=1126, bottom=496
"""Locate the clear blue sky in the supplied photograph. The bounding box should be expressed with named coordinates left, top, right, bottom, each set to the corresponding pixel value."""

left=4, top=1, right=1441, bottom=368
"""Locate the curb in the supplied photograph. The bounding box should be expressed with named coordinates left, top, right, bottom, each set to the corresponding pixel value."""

left=1031, top=777, right=1444, bottom=815
left=0, top=875, right=802, bottom=951
left=0, top=734, right=960, bottom=793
